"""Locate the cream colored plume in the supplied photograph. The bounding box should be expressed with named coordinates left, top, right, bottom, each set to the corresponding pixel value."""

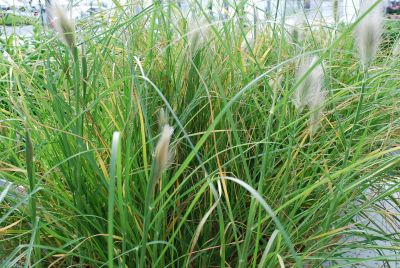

left=187, top=16, right=210, bottom=56
left=354, top=0, right=384, bottom=67
left=293, top=56, right=326, bottom=133
left=155, top=125, right=174, bottom=174
left=49, top=2, right=76, bottom=51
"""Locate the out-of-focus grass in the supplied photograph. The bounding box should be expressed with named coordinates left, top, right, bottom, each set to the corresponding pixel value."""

left=0, top=13, right=34, bottom=26
left=0, top=1, right=400, bottom=267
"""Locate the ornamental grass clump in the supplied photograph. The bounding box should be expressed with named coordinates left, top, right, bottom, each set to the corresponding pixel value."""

left=293, top=57, right=326, bottom=133
left=354, top=0, right=384, bottom=68
left=3, top=1, right=400, bottom=267
left=49, top=2, right=76, bottom=52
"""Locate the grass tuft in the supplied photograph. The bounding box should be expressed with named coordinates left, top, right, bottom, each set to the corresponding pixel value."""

left=1, top=1, right=400, bottom=267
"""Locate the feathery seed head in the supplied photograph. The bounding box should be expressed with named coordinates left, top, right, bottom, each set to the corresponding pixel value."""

left=49, top=2, right=76, bottom=52
left=308, top=90, right=327, bottom=133
left=293, top=57, right=324, bottom=112
left=354, top=0, right=384, bottom=67
left=286, top=14, right=306, bottom=44
left=293, top=56, right=326, bottom=133
left=155, top=125, right=174, bottom=174
left=187, top=16, right=210, bottom=56
left=159, top=108, right=169, bottom=130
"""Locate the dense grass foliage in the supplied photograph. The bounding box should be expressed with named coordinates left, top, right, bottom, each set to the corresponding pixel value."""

left=1, top=1, right=400, bottom=267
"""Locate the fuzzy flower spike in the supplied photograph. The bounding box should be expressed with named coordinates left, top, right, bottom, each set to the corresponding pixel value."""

left=49, top=2, right=76, bottom=52
left=293, top=56, right=326, bottom=133
left=155, top=124, right=174, bottom=177
left=354, top=0, right=384, bottom=68
left=293, top=57, right=324, bottom=112
left=159, top=108, right=169, bottom=130
left=187, top=15, right=210, bottom=56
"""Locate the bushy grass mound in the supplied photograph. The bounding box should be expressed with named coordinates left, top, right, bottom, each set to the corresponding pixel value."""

left=1, top=2, right=400, bottom=267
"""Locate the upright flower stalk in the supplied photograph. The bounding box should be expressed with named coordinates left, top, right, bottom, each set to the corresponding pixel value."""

left=140, top=119, right=174, bottom=267
left=48, top=2, right=79, bottom=106
left=48, top=2, right=80, bottom=111
left=345, top=0, right=384, bottom=162
left=49, top=3, right=86, bottom=212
